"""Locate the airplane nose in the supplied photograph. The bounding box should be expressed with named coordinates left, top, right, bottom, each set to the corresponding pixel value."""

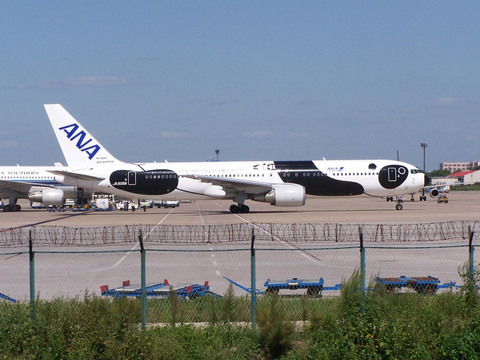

left=424, top=175, right=432, bottom=186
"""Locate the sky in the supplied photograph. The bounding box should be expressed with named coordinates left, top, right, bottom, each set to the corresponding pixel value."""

left=1, top=1, right=479, bottom=171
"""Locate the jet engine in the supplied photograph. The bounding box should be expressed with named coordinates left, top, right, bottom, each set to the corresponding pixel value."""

left=28, top=187, right=92, bottom=206
left=29, top=189, right=65, bottom=206
left=254, top=184, right=306, bottom=206
left=429, top=188, right=440, bottom=198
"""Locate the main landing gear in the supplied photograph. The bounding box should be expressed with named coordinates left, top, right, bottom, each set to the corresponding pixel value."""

left=229, top=204, right=250, bottom=213
left=2, top=204, right=21, bottom=212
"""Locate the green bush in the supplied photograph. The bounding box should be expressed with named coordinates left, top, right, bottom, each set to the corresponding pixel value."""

left=2, top=277, right=480, bottom=359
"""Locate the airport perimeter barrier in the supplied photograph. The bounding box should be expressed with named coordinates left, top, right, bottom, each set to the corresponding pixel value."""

left=0, top=221, right=478, bottom=329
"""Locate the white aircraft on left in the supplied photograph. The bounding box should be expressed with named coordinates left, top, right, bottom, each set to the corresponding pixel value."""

left=0, top=163, right=89, bottom=211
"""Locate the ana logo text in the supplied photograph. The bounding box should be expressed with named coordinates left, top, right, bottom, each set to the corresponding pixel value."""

left=327, top=167, right=344, bottom=172
left=59, top=123, right=100, bottom=160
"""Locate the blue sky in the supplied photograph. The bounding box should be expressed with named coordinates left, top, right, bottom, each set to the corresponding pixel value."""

left=1, top=1, right=479, bottom=171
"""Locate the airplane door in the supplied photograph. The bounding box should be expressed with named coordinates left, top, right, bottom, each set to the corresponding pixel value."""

left=387, top=167, right=397, bottom=182
left=128, top=171, right=136, bottom=186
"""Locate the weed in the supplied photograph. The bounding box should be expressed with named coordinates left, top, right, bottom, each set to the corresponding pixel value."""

left=458, top=261, right=480, bottom=310
left=257, top=291, right=295, bottom=359
left=168, top=285, right=181, bottom=326
left=222, top=282, right=236, bottom=324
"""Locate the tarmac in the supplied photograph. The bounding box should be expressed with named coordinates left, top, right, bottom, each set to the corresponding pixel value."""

left=0, top=192, right=478, bottom=301
left=0, top=191, right=478, bottom=228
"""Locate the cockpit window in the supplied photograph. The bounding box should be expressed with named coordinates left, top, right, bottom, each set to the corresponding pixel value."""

left=368, top=163, right=377, bottom=170
left=410, top=169, right=424, bottom=174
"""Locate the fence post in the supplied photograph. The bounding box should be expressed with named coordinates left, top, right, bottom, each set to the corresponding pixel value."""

left=139, top=230, right=146, bottom=330
left=359, top=226, right=365, bottom=290
left=29, top=230, right=35, bottom=324
left=250, top=227, right=256, bottom=331
left=468, top=225, right=475, bottom=282
left=359, top=226, right=366, bottom=299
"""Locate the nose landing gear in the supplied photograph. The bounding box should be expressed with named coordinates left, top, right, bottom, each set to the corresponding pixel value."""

left=386, top=196, right=404, bottom=210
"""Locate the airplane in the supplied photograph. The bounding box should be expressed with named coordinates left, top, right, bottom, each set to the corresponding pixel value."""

left=0, top=164, right=91, bottom=212
left=44, top=104, right=430, bottom=213
left=419, top=184, right=449, bottom=201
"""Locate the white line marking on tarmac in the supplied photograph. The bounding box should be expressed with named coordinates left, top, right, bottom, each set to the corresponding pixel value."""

left=215, top=203, right=351, bottom=270
left=92, top=209, right=175, bottom=272
left=234, top=213, right=327, bottom=266
left=196, top=202, right=206, bottom=226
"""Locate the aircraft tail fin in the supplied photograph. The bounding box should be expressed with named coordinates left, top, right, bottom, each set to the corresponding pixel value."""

left=44, top=104, right=121, bottom=169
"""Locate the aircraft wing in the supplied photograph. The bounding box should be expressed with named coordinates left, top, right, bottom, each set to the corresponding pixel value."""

left=0, top=179, right=57, bottom=192
left=184, top=175, right=272, bottom=195
left=47, top=170, right=105, bottom=182
left=0, top=179, right=46, bottom=198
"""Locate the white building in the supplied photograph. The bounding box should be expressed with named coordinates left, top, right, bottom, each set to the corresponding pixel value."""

left=440, top=161, right=480, bottom=172
left=446, top=170, right=480, bottom=185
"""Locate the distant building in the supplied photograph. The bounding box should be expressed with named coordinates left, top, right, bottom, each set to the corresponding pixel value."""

left=431, top=177, right=460, bottom=187
left=446, top=170, right=480, bottom=185
left=440, top=161, right=480, bottom=172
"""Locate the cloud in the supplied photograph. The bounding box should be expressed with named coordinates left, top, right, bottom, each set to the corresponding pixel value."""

left=298, top=99, right=323, bottom=106
left=466, top=135, right=479, bottom=141
left=126, top=56, right=164, bottom=64
left=0, top=139, right=19, bottom=149
left=39, top=76, right=128, bottom=88
left=243, top=130, right=274, bottom=138
left=432, top=97, right=460, bottom=106
left=13, top=76, right=151, bottom=90
left=287, top=132, right=308, bottom=138
left=159, top=130, right=193, bottom=139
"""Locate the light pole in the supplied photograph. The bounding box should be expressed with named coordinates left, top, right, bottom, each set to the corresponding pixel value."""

left=420, top=141, right=427, bottom=200
left=420, top=141, right=427, bottom=172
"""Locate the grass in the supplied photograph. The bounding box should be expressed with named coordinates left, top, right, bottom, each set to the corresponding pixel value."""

left=450, top=182, right=480, bottom=191
left=2, top=273, right=480, bottom=359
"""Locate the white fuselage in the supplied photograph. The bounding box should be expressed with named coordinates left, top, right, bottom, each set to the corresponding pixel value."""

left=54, top=159, right=426, bottom=202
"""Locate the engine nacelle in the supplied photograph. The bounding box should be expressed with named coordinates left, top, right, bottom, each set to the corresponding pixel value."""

left=254, top=184, right=306, bottom=207
left=29, top=188, right=65, bottom=206
left=429, top=188, right=440, bottom=198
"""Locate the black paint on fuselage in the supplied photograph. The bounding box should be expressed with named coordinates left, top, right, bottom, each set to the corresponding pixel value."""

left=378, top=165, right=408, bottom=189
left=109, top=169, right=178, bottom=195
left=273, top=161, right=364, bottom=196
left=278, top=170, right=365, bottom=196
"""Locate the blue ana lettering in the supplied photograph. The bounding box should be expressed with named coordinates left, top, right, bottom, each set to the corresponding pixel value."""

left=70, top=130, right=93, bottom=148
left=59, top=123, right=101, bottom=160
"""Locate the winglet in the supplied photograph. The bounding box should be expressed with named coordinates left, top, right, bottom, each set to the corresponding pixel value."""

left=44, top=104, right=121, bottom=169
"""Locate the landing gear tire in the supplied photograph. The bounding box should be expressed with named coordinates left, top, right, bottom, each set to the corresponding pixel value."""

left=2, top=204, right=21, bottom=212
left=229, top=204, right=250, bottom=213
left=395, top=203, right=403, bottom=210
left=240, top=204, right=250, bottom=213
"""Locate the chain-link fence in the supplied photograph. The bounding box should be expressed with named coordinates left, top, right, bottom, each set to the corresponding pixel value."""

left=1, top=221, right=478, bottom=327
